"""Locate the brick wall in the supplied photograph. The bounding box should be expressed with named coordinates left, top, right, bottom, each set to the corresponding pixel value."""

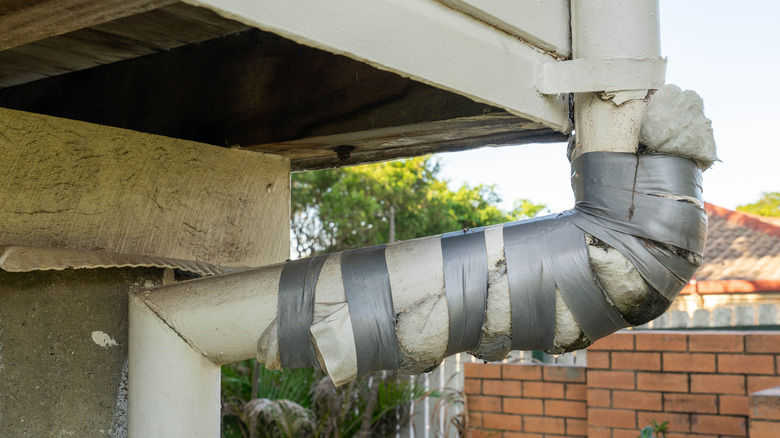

left=465, top=331, right=780, bottom=438
left=465, top=362, right=587, bottom=437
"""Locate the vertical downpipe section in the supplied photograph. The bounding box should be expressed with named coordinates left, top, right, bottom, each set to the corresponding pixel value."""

left=128, top=294, right=221, bottom=438
left=571, top=0, right=661, bottom=157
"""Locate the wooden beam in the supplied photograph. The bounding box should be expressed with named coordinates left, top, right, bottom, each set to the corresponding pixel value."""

left=0, top=107, right=290, bottom=268
left=249, top=113, right=567, bottom=171
left=185, top=0, right=571, bottom=132
left=0, top=0, right=177, bottom=51
left=0, top=28, right=566, bottom=170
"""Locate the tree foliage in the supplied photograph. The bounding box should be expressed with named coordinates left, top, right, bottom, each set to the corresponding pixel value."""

left=737, top=192, right=780, bottom=217
left=291, top=156, right=546, bottom=257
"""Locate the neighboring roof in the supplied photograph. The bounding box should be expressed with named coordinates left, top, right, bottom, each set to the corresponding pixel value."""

left=681, top=203, right=780, bottom=294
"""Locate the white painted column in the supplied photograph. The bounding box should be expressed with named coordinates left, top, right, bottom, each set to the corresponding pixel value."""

left=571, top=0, right=661, bottom=157
left=128, top=294, right=221, bottom=437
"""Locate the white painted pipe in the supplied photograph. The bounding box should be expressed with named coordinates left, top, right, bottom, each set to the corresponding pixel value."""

left=571, top=0, right=661, bottom=159
left=128, top=294, right=221, bottom=437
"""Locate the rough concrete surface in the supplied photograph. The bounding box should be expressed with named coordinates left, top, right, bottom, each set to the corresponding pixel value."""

left=0, top=267, right=163, bottom=437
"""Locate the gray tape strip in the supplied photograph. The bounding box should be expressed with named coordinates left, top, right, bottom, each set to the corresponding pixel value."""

left=441, top=229, right=489, bottom=356
left=542, top=219, right=630, bottom=340
left=501, top=152, right=704, bottom=349
left=503, top=217, right=556, bottom=351
left=342, top=245, right=399, bottom=376
left=569, top=152, right=706, bottom=301
left=278, top=255, right=326, bottom=368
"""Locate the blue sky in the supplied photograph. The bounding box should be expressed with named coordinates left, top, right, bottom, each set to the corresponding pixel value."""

left=438, top=0, right=780, bottom=213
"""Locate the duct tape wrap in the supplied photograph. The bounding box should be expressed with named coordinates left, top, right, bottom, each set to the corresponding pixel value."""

left=277, top=255, right=326, bottom=368
left=441, top=229, right=488, bottom=357
left=270, top=151, right=705, bottom=381
left=342, top=245, right=400, bottom=376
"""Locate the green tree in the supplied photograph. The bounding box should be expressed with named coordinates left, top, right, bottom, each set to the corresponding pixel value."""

left=291, top=156, right=546, bottom=256
left=737, top=192, right=780, bottom=217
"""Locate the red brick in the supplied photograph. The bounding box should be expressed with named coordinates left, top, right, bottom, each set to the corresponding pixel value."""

left=589, top=333, right=634, bottom=351
left=662, top=352, right=716, bottom=373
left=503, top=364, right=542, bottom=381
left=690, top=374, right=745, bottom=395
left=663, top=393, right=717, bottom=414
left=503, top=432, right=543, bottom=438
left=545, top=400, right=586, bottom=418
left=544, top=365, right=586, bottom=382
left=748, top=375, right=780, bottom=393
left=637, top=411, right=691, bottom=433
left=467, top=430, right=495, bottom=438
left=613, top=429, right=645, bottom=438
left=567, top=418, right=587, bottom=436
left=691, top=414, right=747, bottom=436
left=523, top=416, right=565, bottom=434
left=720, top=395, right=749, bottom=416
left=750, top=419, right=780, bottom=438
left=469, top=412, right=483, bottom=428
left=587, top=389, right=611, bottom=408
left=612, top=390, right=662, bottom=411
left=635, top=332, right=688, bottom=351
left=719, top=353, right=775, bottom=375
left=588, top=370, right=635, bottom=390
left=688, top=333, right=744, bottom=352
left=637, top=372, right=688, bottom=393
left=588, top=351, right=610, bottom=369
left=745, top=333, right=780, bottom=353
left=483, top=379, right=523, bottom=397
left=469, top=395, right=502, bottom=412
left=464, top=378, right=482, bottom=395
left=588, top=426, right=612, bottom=438
left=588, top=408, right=636, bottom=429
left=465, top=362, right=502, bottom=379
left=566, top=383, right=587, bottom=401
left=503, top=398, right=543, bottom=416
left=523, top=381, right=564, bottom=399
left=666, top=434, right=716, bottom=438
left=483, top=413, right=523, bottom=431
left=611, top=352, right=661, bottom=371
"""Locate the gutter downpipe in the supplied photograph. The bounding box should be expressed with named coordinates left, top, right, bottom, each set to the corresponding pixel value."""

left=128, top=1, right=677, bottom=436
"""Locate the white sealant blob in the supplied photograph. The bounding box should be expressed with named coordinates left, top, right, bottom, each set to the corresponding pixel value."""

left=91, top=331, right=119, bottom=348
left=640, top=84, right=718, bottom=169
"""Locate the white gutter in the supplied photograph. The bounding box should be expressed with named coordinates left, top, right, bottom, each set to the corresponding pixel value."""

left=128, top=1, right=716, bottom=435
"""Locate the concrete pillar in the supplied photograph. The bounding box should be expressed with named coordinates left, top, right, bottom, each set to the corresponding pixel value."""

left=0, top=268, right=163, bottom=437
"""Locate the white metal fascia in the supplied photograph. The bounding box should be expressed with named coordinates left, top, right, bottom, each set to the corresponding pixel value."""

left=183, top=0, right=571, bottom=133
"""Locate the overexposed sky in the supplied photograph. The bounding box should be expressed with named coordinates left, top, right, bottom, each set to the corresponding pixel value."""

left=438, top=0, right=780, bottom=214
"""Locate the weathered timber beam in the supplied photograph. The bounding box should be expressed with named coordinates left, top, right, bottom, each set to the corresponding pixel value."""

left=0, top=107, right=290, bottom=268
left=0, top=0, right=177, bottom=51
left=249, top=113, right=567, bottom=171
left=0, top=28, right=566, bottom=169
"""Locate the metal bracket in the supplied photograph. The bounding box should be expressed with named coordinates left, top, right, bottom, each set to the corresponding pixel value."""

left=535, top=56, right=667, bottom=97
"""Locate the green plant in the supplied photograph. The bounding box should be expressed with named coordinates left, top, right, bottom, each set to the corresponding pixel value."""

left=638, top=420, right=669, bottom=438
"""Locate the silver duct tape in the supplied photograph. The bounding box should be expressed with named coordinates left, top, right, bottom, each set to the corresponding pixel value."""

left=277, top=255, right=326, bottom=368
left=503, top=217, right=556, bottom=351
left=572, top=153, right=706, bottom=254
left=441, top=229, right=489, bottom=356
left=341, top=245, right=400, bottom=376
left=541, top=219, right=630, bottom=340
left=569, top=152, right=706, bottom=301
left=502, top=152, right=703, bottom=347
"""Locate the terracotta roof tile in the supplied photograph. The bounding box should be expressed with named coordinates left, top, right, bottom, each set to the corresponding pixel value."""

left=693, top=203, right=780, bottom=282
